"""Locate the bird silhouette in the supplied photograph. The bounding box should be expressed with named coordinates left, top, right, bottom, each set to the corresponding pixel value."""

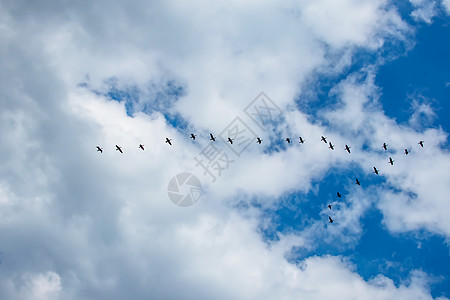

left=388, top=157, right=394, bottom=165
left=345, top=145, right=351, bottom=153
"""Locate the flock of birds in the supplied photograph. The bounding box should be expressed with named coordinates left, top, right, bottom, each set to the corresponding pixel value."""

left=317, top=137, right=425, bottom=224
left=96, top=133, right=425, bottom=224
left=96, top=132, right=260, bottom=153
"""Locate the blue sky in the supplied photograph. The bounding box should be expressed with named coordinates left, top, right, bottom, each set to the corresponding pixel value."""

left=1, top=0, right=450, bottom=299
left=252, top=3, right=450, bottom=297
left=271, top=8, right=450, bottom=297
left=377, top=16, right=450, bottom=136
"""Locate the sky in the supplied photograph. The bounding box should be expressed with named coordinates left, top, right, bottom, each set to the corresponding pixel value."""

left=0, top=0, right=450, bottom=299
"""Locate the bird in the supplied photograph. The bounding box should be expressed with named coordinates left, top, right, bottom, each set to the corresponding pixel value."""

left=329, top=216, right=334, bottom=223
left=355, top=178, right=361, bottom=185
left=418, top=141, right=424, bottom=147
left=190, top=134, right=196, bottom=140
left=96, top=146, right=103, bottom=153
left=373, top=167, right=379, bottom=175
left=299, top=137, right=305, bottom=144
left=345, top=145, right=351, bottom=153
left=165, top=138, right=172, bottom=145
left=388, top=157, right=394, bottom=165
left=329, top=142, right=334, bottom=150
left=328, top=205, right=332, bottom=210
left=210, top=133, right=216, bottom=141
left=321, top=136, right=327, bottom=143
left=337, top=192, right=341, bottom=198
left=256, top=137, right=262, bottom=144
left=382, top=143, right=388, bottom=151
left=404, top=149, right=409, bottom=155
left=139, top=144, right=145, bottom=151
left=115, top=145, right=123, bottom=153
left=228, top=137, right=233, bottom=144
left=285, top=138, right=291, bottom=143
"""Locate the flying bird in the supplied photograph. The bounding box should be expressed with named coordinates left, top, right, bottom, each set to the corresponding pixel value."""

left=404, top=149, right=409, bottom=155
left=96, top=146, right=103, bottom=153
left=373, top=167, right=379, bottom=175
left=285, top=138, right=291, bottom=143
left=139, top=144, right=145, bottom=151
left=228, top=137, right=233, bottom=144
left=256, top=137, right=262, bottom=144
left=345, top=145, right=351, bottom=153
left=165, top=138, right=172, bottom=145
left=329, top=142, right=334, bottom=150
left=337, top=192, right=341, bottom=198
left=190, top=134, right=196, bottom=140
left=328, top=205, right=332, bottom=210
left=418, top=141, right=424, bottom=147
left=329, top=216, right=334, bottom=223
left=382, top=143, right=388, bottom=151
left=210, top=133, right=216, bottom=141
left=115, top=145, right=123, bottom=153
left=299, top=137, right=305, bottom=144
left=355, top=178, right=361, bottom=185
left=388, top=157, right=394, bottom=165
left=321, top=136, right=327, bottom=143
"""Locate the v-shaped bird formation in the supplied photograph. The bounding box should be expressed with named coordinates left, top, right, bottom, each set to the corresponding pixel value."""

left=97, top=133, right=425, bottom=224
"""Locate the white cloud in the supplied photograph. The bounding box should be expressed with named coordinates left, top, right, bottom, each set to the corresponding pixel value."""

left=291, top=0, right=404, bottom=49
left=0, top=272, right=61, bottom=300
left=408, top=97, right=437, bottom=129
left=319, top=71, right=450, bottom=240
left=410, top=0, right=438, bottom=23
left=0, top=0, right=447, bottom=299
left=443, top=0, right=450, bottom=13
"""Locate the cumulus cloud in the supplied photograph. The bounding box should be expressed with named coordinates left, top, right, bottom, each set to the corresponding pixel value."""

left=0, top=0, right=448, bottom=299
